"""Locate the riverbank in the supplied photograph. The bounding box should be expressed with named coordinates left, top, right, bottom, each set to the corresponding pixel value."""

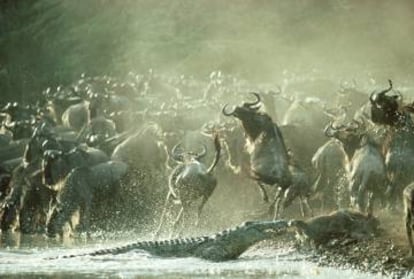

left=283, top=212, right=413, bottom=279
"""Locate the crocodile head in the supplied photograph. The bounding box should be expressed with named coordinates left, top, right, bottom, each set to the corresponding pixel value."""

left=200, top=219, right=290, bottom=261
left=236, top=220, right=289, bottom=238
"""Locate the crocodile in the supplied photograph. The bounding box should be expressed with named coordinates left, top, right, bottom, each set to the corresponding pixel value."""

left=53, top=220, right=289, bottom=261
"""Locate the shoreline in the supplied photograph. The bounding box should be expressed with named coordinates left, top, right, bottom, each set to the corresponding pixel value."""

left=269, top=212, right=414, bottom=279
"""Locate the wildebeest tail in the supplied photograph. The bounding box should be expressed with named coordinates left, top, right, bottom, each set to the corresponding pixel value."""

left=207, top=133, right=221, bottom=174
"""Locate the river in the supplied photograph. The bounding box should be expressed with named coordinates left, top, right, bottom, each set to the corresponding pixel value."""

left=0, top=231, right=387, bottom=279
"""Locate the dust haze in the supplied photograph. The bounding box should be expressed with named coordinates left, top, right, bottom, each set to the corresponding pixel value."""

left=2, top=0, right=414, bottom=101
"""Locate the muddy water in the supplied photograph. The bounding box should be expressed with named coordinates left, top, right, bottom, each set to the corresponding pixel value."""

left=0, top=232, right=386, bottom=279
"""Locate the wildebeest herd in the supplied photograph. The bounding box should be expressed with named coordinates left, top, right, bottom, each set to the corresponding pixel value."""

left=1, top=71, right=414, bottom=254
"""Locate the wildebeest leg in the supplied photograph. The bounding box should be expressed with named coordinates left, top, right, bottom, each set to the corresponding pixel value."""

left=272, top=188, right=284, bottom=220
left=20, top=185, right=50, bottom=234
left=385, top=180, right=400, bottom=212
left=267, top=188, right=278, bottom=216
left=195, top=196, right=208, bottom=227
left=1, top=182, right=23, bottom=232
left=303, top=196, right=314, bottom=217
left=357, top=175, right=369, bottom=213
left=298, top=196, right=305, bottom=217
left=280, top=186, right=299, bottom=216
left=257, top=183, right=269, bottom=203
left=366, top=191, right=374, bottom=216
left=1, top=203, right=19, bottom=232
left=77, top=202, right=91, bottom=237
left=406, top=209, right=414, bottom=256
left=154, top=191, right=173, bottom=239
left=19, top=207, right=36, bottom=234
left=349, top=179, right=358, bottom=210
left=170, top=206, right=184, bottom=238
left=47, top=201, right=80, bottom=238
left=311, top=173, right=324, bottom=210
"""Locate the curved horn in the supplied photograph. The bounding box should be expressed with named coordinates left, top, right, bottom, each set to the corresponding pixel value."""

left=222, top=104, right=235, bottom=116
left=171, top=142, right=184, bottom=162
left=244, top=92, right=261, bottom=107
left=195, top=144, right=207, bottom=160
left=377, top=79, right=393, bottom=97
left=386, top=79, right=393, bottom=92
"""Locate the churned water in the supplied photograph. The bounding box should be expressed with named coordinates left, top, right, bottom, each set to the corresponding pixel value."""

left=0, top=232, right=386, bottom=279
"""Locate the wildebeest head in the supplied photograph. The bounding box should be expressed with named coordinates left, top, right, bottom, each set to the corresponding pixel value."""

left=3, top=118, right=36, bottom=141
left=87, top=92, right=109, bottom=119
left=170, top=142, right=207, bottom=163
left=42, top=147, right=88, bottom=190
left=324, top=120, right=365, bottom=159
left=369, top=80, right=403, bottom=126
left=23, top=123, right=58, bottom=167
left=42, top=147, right=87, bottom=188
left=0, top=102, right=20, bottom=122
left=42, top=149, right=64, bottom=187
left=223, top=93, right=273, bottom=141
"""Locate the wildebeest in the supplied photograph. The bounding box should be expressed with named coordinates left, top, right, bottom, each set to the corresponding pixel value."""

left=368, top=80, right=414, bottom=210
left=383, top=125, right=414, bottom=210
left=155, top=133, right=221, bottom=237
left=46, top=160, right=128, bottom=238
left=311, top=134, right=347, bottom=211
left=61, top=101, right=89, bottom=133
left=42, top=146, right=109, bottom=191
left=369, top=80, right=405, bottom=127
left=404, top=183, right=414, bottom=256
left=222, top=93, right=292, bottom=219
left=325, top=121, right=387, bottom=215
left=0, top=164, right=54, bottom=234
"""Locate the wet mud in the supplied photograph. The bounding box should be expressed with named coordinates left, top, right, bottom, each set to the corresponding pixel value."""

left=271, top=212, right=414, bottom=279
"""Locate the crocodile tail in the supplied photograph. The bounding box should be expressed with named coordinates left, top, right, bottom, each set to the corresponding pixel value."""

left=58, top=242, right=140, bottom=259
left=207, top=133, right=221, bottom=174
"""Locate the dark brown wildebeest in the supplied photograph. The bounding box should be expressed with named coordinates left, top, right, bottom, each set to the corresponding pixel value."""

left=223, top=93, right=292, bottom=219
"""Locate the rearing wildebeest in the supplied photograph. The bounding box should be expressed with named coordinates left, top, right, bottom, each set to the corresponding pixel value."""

left=222, top=93, right=292, bottom=219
